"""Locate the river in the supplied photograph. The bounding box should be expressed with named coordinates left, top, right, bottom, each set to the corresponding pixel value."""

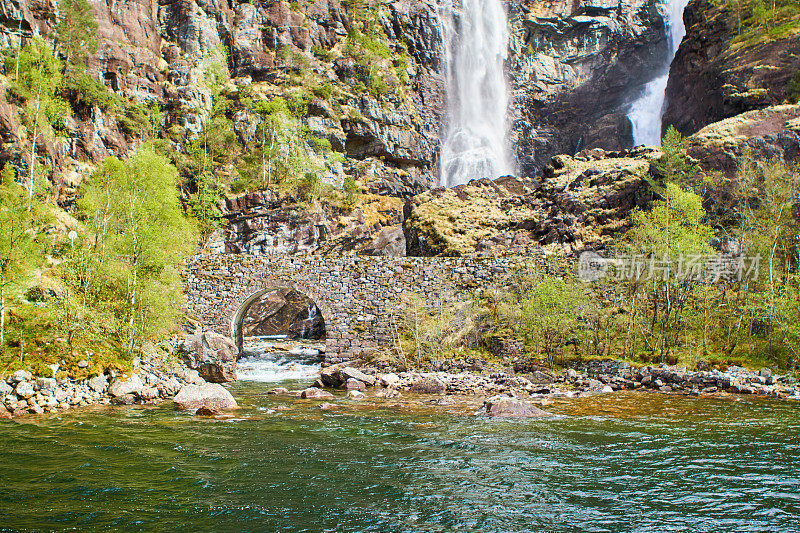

left=1, top=367, right=798, bottom=532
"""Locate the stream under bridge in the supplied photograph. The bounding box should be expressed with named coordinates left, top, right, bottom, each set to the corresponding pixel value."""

left=183, top=253, right=527, bottom=363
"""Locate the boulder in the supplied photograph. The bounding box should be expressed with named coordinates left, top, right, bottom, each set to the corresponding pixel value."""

left=139, top=387, right=159, bottom=401
left=483, top=396, right=551, bottom=418
left=157, top=377, right=183, bottom=398
left=345, top=378, right=366, bottom=391
left=195, top=406, right=218, bottom=416
left=0, top=405, right=12, bottom=419
left=14, top=381, right=34, bottom=399
left=337, top=367, right=375, bottom=386
left=35, top=377, right=57, bottom=391
left=346, top=390, right=366, bottom=400
left=11, top=370, right=32, bottom=383
left=183, top=331, right=238, bottom=383
left=375, top=388, right=402, bottom=399
left=379, top=373, right=400, bottom=387
left=173, top=383, right=238, bottom=411
left=108, top=374, right=144, bottom=398
left=409, top=376, right=446, bottom=394
left=300, top=387, right=335, bottom=400
left=319, top=402, right=337, bottom=410
left=320, top=365, right=343, bottom=387
left=179, top=368, right=206, bottom=386
left=87, top=374, right=109, bottom=393
left=0, top=380, right=12, bottom=396
left=268, top=387, right=290, bottom=395
left=112, top=393, right=137, bottom=405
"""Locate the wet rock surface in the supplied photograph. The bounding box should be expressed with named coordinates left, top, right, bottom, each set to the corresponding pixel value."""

left=173, top=383, right=239, bottom=411
left=482, top=395, right=551, bottom=418
left=311, top=357, right=800, bottom=403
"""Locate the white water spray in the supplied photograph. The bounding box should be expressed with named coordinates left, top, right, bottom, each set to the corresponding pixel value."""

left=238, top=339, right=322, bottom=382
left=627, top=0, right=691, bottom=146
left=439, top=0, right=512, bottom=187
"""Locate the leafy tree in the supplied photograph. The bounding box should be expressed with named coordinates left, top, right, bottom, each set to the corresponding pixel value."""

left=653, top=126, right=699, bottom=187
left=0, top=165, right=46, bottom=348
left=77, top=144, right=196, bottom=355
left=521, top=275, right=588, bottom=367
left=5, top=37, right=70, bottom=209
left=54, top=0, right=98, bottom=73
left=627, top=182, right=715, bottom=360
left=189, top=171, right=223, bottom=238
left=343, top=175, right=359, bottom=206
left=735, top=157, right=800, bottom=361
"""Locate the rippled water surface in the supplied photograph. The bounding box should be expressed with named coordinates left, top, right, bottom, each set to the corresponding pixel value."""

left=1, top=384, right=798, bottom=532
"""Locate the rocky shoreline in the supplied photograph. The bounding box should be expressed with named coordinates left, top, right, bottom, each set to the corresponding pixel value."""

left=2, top=352, right=798, bottom=419
left=303, top=358, right=800, bottom=402
left=257, top=358, right=800, bottom=418
left=0, top=351, right=211, bottom=418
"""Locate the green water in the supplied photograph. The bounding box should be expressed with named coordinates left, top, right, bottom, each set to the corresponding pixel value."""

left=1, top=382, right=798, bottom=532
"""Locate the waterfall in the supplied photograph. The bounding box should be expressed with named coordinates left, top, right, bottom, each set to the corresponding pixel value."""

left=299, top=304, right=318, bottom=339
left=439, top=0, right=512, bottom=188
left=627, top=0, right=691, bottom=146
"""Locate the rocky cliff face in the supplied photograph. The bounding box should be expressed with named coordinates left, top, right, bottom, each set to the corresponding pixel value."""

left=220, top=188, right=407, bottom=256
left=663, top=0, right=800, bottom=137
left=0, top=0, right=675, bottom=194
left=0, top=0, right=446, bottom=194
left=241, top=288, right=325, bottom=339
left=506, top=0, right=668, bottom=174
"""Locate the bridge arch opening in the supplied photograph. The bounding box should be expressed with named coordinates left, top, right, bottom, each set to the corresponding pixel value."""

left=232, top=287, right=327, bottom=346
left=231, top=285, right=330, bottom=382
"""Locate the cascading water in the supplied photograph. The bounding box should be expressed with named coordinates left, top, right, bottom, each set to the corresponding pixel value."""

left=627, top=0, right=691, bottom=146
left=439, top=0, right=512, bottom=187
left=300, top=304, right=317, bottom=338
left=237, top=338, right=323, bottom=382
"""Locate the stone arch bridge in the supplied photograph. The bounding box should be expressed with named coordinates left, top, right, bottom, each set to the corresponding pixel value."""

left=183, top=253, right=529, bottom=363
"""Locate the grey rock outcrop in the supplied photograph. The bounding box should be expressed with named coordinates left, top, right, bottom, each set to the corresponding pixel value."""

left=300, top=387, right=335, bottom=399
left=183, top=331, right=238, bottom=383
left=409, top=376, right=446, bottom=394
left=483, top=396, right=551, bottom=418
left=108, top=374, right=144, bottom=398
left=173, top=383, right=238, bottom=411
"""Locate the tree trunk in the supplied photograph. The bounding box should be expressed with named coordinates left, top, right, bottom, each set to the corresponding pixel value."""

left=28, top=94, right=41, bottom=212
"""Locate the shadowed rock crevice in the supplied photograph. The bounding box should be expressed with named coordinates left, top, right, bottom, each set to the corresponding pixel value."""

left=240, top=288, right=326, bottom=341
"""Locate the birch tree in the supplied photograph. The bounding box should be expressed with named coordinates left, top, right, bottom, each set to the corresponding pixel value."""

left=78, top=145, right=195, bottom=355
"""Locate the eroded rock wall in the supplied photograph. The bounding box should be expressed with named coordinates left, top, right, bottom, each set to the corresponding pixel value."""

left=663, top=0, right=800, bottom=137
left=506, top=0, right=668, bottom=174
left=0, top=0, right=446, bottom=193
left=0, top=0, right=679, bottom=192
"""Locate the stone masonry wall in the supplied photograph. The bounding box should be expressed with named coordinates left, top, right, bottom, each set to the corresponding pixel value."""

left=183, top=253, right=533, bottom=363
